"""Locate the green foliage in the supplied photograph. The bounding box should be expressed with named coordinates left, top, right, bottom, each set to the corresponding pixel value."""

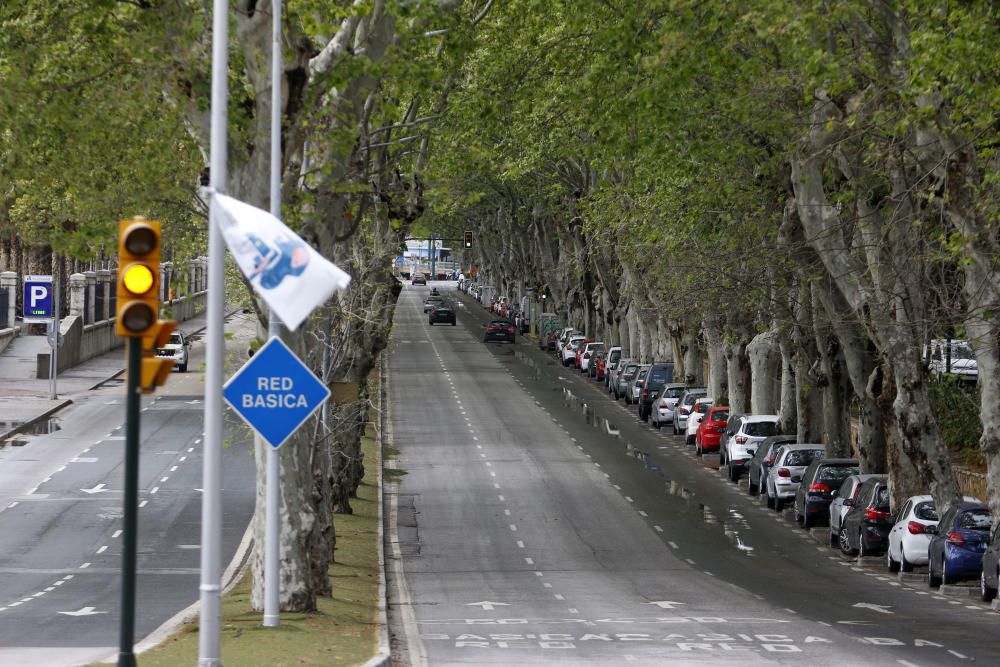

left=929, top=377, right=984, bottom=466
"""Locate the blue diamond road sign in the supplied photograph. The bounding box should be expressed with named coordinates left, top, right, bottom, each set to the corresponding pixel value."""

left=223, top=337, right=331, bottom=449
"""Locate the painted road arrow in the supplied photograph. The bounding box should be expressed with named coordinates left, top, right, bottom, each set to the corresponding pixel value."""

left=644, top=601, right=686, bottom=609
left=465, top=601, right=511, bottom=611
left=852, top=603, right=893, bottom=614
left=59, top=607, right=107, bottom=617
left=80, top=484, right=107, bottom=494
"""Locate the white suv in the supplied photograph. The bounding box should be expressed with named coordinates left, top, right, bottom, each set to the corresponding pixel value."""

left=723, top=414, right=780, bottom=482
left=156, top=330, right=190, bottom=373
left=561, top=335, right=586, bottom=366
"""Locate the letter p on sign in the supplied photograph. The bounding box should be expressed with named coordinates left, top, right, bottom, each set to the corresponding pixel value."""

left=30, top=285, right=47, bottom=307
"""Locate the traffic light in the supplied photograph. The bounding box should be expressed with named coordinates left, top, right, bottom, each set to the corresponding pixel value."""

left=116, top=217, right=161, bottom=337
left=141, top=320, right=176, bottom=393
left=464, top=230, right=473, bottom=248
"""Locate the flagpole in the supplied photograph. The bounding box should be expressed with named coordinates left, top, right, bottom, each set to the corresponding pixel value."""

left=199, top=0, right=228, bottom=663
left=262, top=0, right=283, bottom=628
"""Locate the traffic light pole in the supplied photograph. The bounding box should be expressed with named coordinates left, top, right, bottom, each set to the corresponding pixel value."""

left=117, top=336, right=142, bottom=667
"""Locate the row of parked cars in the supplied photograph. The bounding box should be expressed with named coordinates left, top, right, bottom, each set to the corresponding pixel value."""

left=546, top=326, right=1000, bottom=602
left=458, top=280, right=529, bottom=333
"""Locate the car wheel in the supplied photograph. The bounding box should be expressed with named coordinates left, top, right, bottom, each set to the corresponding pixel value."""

left=900, top=549, right=914, bottom=572
left=839, top=527, right=857, bottom=556
left=774, top=496, right=784, bottom=511
left=887, top=547, right=901, bottom=573
left=696, top=441, right=703, bottom=457
left=982, top=569, right=998, bottom=602
left=942, top=559, right=956, bottom=586
left=728, top=465, right=739, bottom=483
left=802, top=511, right=812, bottom=530
left=670, top=421, right=677, bottom=434
left=653, top=420, right=660, bottom=430
left=858, top=529, right=869, bottom=557
left=746, top=471, right=756, bottom=495
left=179, top=362, right=188, bottom=373
left=686, top=434, right=695, bottom=445
left=766, top=490, right=775, bottom=509
left=928, top=557, right=942, bottom=587
left=451, top=322, right=456, bottom=326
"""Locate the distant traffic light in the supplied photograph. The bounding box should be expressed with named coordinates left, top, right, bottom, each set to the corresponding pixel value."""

left=464, top=230, right=473, bottom=248
left=116, top=217, right=162, bottom=337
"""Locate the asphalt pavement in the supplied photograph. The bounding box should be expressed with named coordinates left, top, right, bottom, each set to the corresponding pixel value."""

left=0, top=310, right=259, bottom=666
left=385, top=281, right=1000, bottom=666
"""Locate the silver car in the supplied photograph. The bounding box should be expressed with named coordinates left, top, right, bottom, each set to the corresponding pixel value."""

left=609, top=357, right=634, bottom=395
left=651, top=383, right=687, bottom=429
left=615, top=361, right=639, bottom=400
left=671, top=388, right=707, bottom=434
left=626, top=365, right=651, bottom=405
left=828, top=474, right=886, bottom=547
left=765, top=444, right=825, bottom=511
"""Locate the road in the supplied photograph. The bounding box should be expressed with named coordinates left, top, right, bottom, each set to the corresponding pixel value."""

left=386, top=282, right=1000, bottom=666
left=0, top=312, right=258, bottom=666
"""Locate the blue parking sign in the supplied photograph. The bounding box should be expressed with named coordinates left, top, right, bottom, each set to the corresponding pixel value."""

left=23, top=275, right=54, bottom=322
left=223, top=338, right=331, bottom=449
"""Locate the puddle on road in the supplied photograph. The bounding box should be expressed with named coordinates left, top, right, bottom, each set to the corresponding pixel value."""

left=0, top=419, right=62, bottom=449
left=512, top=346, right=757, bottom=557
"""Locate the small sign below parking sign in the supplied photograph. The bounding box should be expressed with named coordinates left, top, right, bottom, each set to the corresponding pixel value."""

left=23, top=275, right=54, bottom=322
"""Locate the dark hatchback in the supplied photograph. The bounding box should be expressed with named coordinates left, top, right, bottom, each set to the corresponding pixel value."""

left=483, top=319, right=516, bottom=343
left=840, top=477, right=893, bottom=557
left=746, top=435, right=796, bottom=496
left=980, top=523, right=1000, bottom=601
left=638, top=362, right=675, bottom=421
left=794, top=458, right=859, bottom=529
left=429, top=305, right=456, bottom=325
left=928, top=501, right=992, bottom=587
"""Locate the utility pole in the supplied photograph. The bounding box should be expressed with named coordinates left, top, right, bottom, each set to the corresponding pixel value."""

left=429, top=234, right=436, bottom=280
left=47, top=281, right=60, bottom=399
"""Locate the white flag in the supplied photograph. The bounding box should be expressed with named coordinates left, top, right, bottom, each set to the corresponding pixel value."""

left=212, top=193, right=351, bottom=331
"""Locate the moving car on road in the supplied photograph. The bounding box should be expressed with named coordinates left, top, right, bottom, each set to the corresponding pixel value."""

left=411, top=274, right=427, bottom=285
left=156, top=330, right=190, bottom=373
left=428, top=305, right=456, bottom=325
left=483, top=320, right=516, bottom=343
left=927, top=500, right=992, bottom=587
left=423, top=296, right=444, bottom=312
left=793, top=458, right=859, bottom=529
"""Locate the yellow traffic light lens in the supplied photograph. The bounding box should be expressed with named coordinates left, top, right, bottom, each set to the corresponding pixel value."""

left=120, top=302, right=156, bottom=333
left=124, top=225, right=158, bottom=255
left=123, top=264, right=154, bottom=295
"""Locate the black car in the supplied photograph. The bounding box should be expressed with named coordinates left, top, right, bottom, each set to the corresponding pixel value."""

left=637, top=362, right=675, bottom=421
left=839, top=478, right=893, bottom=557
left=793, top=458, right=859, bottom=529
left=429, top=305, right=456, bottom=325
left=483, top=319, right=516, bottom=343
left=980, top=523, right=1000, bottom=601
left=746, top=435, right=796, bottom=496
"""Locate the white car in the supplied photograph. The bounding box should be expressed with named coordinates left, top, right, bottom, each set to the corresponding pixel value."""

left=580, top=342, right=604, bottom=373
left=156, top=330, right=190, bottom=373
left=684, top=396, right=715, bottom=444
left=764, top=443, right=824, bottom=509
left=671, top=388, right=707, bottom=434
left=603, top=346, right=622, bottom=386
left=886, top=495, right=981, bottom=572
left=650, top=383, right=686, bottom=429
left=722, top=414, right=780, bottom=480
left=561, top=335, right=586, bottom=366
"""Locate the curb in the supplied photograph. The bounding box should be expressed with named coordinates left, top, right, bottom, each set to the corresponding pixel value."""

left=361, top=354, right=392, bottom=667
left=0, top=398, right=73, bottom=445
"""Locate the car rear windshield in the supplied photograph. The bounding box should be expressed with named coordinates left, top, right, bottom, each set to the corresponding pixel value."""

left=710, top=410, right=729, bottom=422
left=957, top=509, right=992, bottom=530
left=609, top=350, right=621, bottom=362
left=914, top=502, right=938, bottom=521
left=874, top=488, right=890, bottom=509
left=745, top=421, right=779, bottom=437
left=819, top=465, right=859, bottom=483
left=665, top=387, right=685, bottom=398
left=648, top=367, right=674, bottom=384
left=784, top=449, right=822, bottom=466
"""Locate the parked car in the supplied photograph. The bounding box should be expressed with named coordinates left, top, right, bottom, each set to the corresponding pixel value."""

left=722, top=414, right=781, bottom=482
left=684, top=397, right=715, bottom=444
left=626, top=366, right=651, bottom=405
left=793, top=459, right=859, bottom=529
left=609, top=357, right=634, bottom=396
left=886, top=495, right=944, bottom=573
left=745, top=435, right=796, bottom=495
left=599, top=346, right=622, bottom=382
left=573, top=338, right=594, bottom=369
left=828, top=474, right=887, bottom=547
left=694, top=405, right=730, bottom=455
left=671, top=388, right=707, bottom=434
left=561, top=335, right=586, bottom=366
left=637, top=362, right=676, bottom=421
left=839, top=477, right=893, bottom=557
left=156, top=330, right=190, bottom=373
left=765, top=444, right=824, bottom=509
left=980, top=523, right=1000, bottom=601
left=483, top=320, right=516, bottom=343
left=927, top=500, right=992, bottom=587
left=580, top=342, right=604, bottom=374
left=428, top=305, right=456, bottom=325
left=650, top=383, right=687, bottom=430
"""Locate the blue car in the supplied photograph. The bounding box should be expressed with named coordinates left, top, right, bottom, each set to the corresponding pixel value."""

left=927, top=500, right=992, bottom=587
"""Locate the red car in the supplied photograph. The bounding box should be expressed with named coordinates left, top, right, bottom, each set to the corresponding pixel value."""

left=595, top=351, right=607, bottom=380
left=696, top=406, right=731, bottom=456
left=574, top=339, right=593, bottom=369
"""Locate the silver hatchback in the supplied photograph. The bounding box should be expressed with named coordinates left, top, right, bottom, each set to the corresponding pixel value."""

left=765, top=444, right=824, bottom=511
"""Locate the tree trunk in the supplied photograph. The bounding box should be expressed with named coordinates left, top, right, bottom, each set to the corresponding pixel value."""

left=747, top=327, right=780, bottom=415
left=703, top=312, right=727, bottom=402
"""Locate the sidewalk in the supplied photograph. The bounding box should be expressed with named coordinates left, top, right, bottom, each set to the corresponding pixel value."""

left=0, top=309, right=223, bottom=443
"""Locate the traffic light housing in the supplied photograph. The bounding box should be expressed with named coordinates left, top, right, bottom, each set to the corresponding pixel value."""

left=464, top=230, right=473, bottom=248
left=116, top=217, right=161, bottom=337
left=141, top=320, right=177, bottom=393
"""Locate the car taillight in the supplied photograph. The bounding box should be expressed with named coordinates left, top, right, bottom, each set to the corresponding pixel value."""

left=907, top=521, right=926, bottom=535
left=808, top=483, right=830, bottom=492
left=865, top=507, right=891, bottom=521
left=946, top=530, right=965, bottom=545
left=764, top=455, right=775, bottom=464
left=735, top=435, right=747, bottom=445
left=680, top=407, right=690, bottom=415
left=566, top=344, right=572, bottom=349
left=642, top=389, right=649, bottom=400
left=584, top=352, right=590, bottom=359
left=777, top=468, right=790, bottom=478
